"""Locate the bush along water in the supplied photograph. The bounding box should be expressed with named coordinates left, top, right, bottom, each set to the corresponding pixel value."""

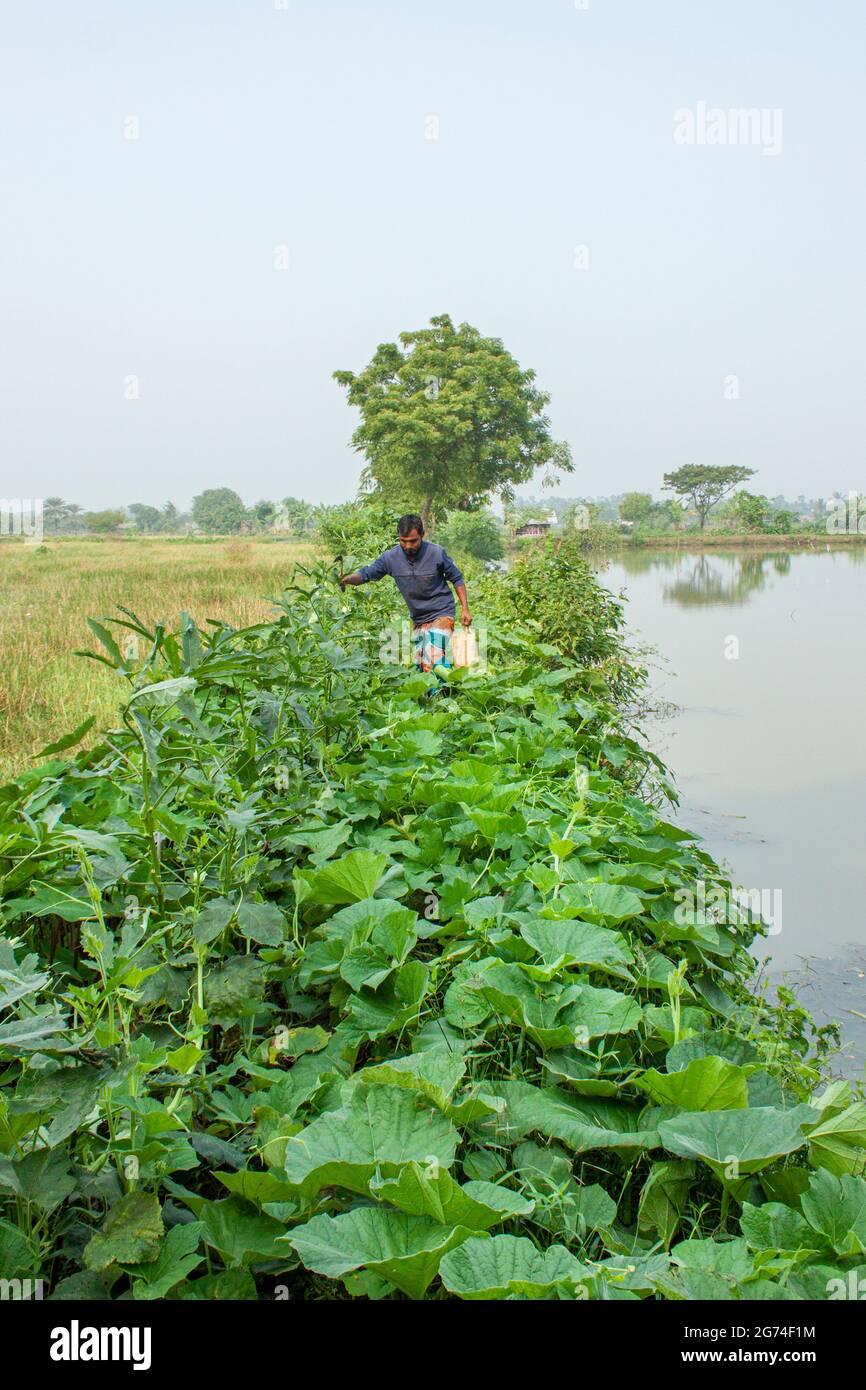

left=0, top=552, right=861, bottom=1302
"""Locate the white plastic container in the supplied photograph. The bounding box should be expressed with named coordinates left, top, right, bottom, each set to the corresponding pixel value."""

left=451, top=628, right=479, bottom=668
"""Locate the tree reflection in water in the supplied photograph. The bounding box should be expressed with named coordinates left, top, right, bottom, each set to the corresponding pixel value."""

left=600, top=548, right=790, bottom=607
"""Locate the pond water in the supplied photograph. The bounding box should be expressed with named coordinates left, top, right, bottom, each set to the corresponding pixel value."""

left=592, top=546, right=866, bottom=1076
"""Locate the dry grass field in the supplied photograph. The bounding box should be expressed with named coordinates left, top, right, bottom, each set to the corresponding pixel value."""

left=0, top=537, right=318, bottom=778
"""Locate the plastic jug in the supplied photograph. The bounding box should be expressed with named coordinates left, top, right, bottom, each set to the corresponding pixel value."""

left=451, top=628, right=478, bottom=668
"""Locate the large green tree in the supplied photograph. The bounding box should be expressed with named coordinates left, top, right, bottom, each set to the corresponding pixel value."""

left=663, top=465, right=756, bottom=530
left=618, top=492, right=655, bottom=524
left=192, top=487, right=246, bottom=534
left=333, top=314, right=573, bottom=529
left=129, top=503, right=163, bottom=533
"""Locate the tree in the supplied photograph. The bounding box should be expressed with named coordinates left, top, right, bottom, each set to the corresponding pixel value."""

left=333, top=314, right=573, bottom=530
left=438, top=509, right=504, bottom=561
left=619, top=492, right=655, bottom=525
left=85, top=509, right=126, bottom=533
left=732, top=491, right=770, bottom=532
left=191, top=487, right=246, bottom=534
left=43, top=497, right=72, bottom=533
left=129, top=503, right=163, bottom=533
left=663, top=465, right=756, bottom=531
left=161, top=501, right=179, bottom=532
left=251, top=499, right=276, bottom=530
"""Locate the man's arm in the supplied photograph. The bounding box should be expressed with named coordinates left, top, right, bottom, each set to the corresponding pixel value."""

left=339, top=552, right=390, bottom=589
left=442, top=550, right=472, bottom=627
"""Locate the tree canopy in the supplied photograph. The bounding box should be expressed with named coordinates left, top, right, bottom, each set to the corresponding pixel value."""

left=618, top=492, right=655, bottom=524
left=333, top=314, right=573, bottom=529
left=663, top=465, right=756, bottom=530
left=438, top=508, right=504, bottom=561
left=191, top=487, right=246, bottom=534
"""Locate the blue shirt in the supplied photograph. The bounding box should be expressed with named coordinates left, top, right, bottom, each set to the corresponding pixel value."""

left=357, top=540, right=465, bottom=625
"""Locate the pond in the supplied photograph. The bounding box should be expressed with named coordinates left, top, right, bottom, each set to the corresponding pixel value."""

left=593, top=546, right=866, bottom=1076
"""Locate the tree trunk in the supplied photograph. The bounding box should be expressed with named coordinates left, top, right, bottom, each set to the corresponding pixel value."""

left=422, top=496, right=434, bottom=531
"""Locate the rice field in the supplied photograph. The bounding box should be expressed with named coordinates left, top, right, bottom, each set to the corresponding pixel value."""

left=0, top=537, right=318, bottom=778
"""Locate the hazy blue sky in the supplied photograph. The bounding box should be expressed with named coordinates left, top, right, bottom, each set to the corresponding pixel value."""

left=2, top=1, right=863, bottom=510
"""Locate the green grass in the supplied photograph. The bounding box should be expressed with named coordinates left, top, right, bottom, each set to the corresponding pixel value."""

left=0, top=537, right=317, bottom=778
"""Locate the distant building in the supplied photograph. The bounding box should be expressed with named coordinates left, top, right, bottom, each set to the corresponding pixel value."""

left=513, top=518, right=551, bottom=538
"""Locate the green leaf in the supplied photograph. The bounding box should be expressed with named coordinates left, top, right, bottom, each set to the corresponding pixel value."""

left=666, top=1032, right=761, bottom=1071
left=369, top=1161, right=533, bottom=1230
left=481, top=1081, right=659, bottom=1155
left=198, top=1197, right=292, bottom=1267
left=634, top=1056, right=756, bottom=1111
left=193, top=898, right=235, bottom=946
left=308, top=850, right=389, bottom=905
left=800, top=1169, right=866, bottom=1257
left=236, top=900, right=287, bottom=947
left=519, top=917, right=634, bottom=975
left=289, top=1207, right=472, bottom=1298
left=0, top=1219, right=38, bottom=1278
left=359, top=1051, right=466, bottom=1111
left=283, top=1084, right=459, bottom=1199
left=0, top=1149, right=76, bottom=1214
left=657, top=1106, right=812, bottom=1178
left=35, top=716, right=96, bottom=759
left=84, top=1191, right=164, bottom=1270
left=128, top=676, right=197, bottom=708
left=804, top=1101, right=866, bottom=1178
left=86, top=618, right=125, bottom=667
left=556, top=881, right=644, bottom=925
left=637, top=1160, right=696, bottom=1249
left=739, top=1202, right=825, bottom=1259
left=671, top=1236, right=753, bottom=1281
left=0, top=1012, right=69, bottom=1052
left=272, top=1025, right=330, bottom=1060
left=123, top=1221, right=204, bottom=1299
left=439, top=1234, right=586, bottom=1300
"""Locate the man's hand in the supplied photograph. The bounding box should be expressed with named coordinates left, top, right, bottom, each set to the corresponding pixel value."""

left=339, top=572, right=362, bottom=589
left=460, top=608, right=472, bottom=627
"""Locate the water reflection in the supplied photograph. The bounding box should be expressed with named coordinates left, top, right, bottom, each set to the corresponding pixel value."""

left=600, top=548, right=805, bottom=607
left=591, top=546, right=866, bottom=987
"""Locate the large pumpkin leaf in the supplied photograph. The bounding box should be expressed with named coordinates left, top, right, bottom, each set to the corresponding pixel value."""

left=288, top=1208, right=472, bottom=1298
left=739, top=1202, right=826, bottom=1260
left=481, top=1081, right=659, bottom=1154
left=519, top=917, right=634, bottom=975
left=369, top=1161, right=533, bottom=1229
left=283, top=1085, right=459, bottom=1199
left=198, top=1197, right=292, bottom=1267
left=634, top=1056, right=756, bottom=1111
left=803, top=1101, right=866, bottom=1178
left=556, top=881, right=644, bottom=926
left=439, top=1234, right=587, bottom=1299
left=800, top=1168, right=866, bottom=1257
left=658, top=1106, right=812, bottom=1177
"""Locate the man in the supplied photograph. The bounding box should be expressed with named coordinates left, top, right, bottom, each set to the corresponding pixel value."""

left=339, top=513, right=471, bottom=676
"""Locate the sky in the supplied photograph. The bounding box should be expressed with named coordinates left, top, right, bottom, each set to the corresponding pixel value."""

left=2, top=0, right=864, bottom=511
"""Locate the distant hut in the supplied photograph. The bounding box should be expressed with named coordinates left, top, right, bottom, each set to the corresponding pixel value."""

left=512, top=517, right=551, bottom=539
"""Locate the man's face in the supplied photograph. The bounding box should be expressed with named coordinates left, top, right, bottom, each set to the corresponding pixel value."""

left=398, top=528, right=423, bottom=556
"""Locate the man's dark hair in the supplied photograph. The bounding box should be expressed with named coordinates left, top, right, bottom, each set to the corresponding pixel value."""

left=397, top=513, right=424, bottom=536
